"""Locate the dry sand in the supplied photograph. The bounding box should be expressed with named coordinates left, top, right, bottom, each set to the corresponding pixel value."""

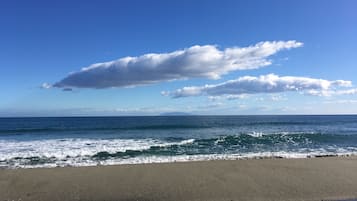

left=1, top=157, right=357, bottom=201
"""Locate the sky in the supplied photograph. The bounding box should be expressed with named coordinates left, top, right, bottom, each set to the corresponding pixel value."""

left=1, top=0, right=357, bottom=116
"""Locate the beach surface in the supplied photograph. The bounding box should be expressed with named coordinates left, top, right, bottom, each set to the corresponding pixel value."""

left=1, top=157, right=357, bottom=201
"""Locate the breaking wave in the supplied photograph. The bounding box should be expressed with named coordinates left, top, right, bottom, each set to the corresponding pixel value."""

left=1, top=132, right=357, bottom=168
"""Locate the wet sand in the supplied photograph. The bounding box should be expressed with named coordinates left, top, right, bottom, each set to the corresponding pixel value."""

left=1, top=157, right=357, bottom=201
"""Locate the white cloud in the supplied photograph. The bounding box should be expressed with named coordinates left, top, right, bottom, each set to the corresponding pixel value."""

left=225, top=94, right=249, bottom=100
left=323, top=99, right=357, bottom=104
left=197, top=102, right=224, bottom=109
left=52, top=41, right=302, bottom=89
left=41, top=83, right=52, bottom=89
left=164, top=74, right=352, bottom=98
left=255, top=94, right=287, bottom=102
left=207, top=94, right=248, bottom=101
left=305, top=88, right=357, bottom=96
left=335, top=88, right=357, bottom=95
left=270, top=94, right=287, bottom=101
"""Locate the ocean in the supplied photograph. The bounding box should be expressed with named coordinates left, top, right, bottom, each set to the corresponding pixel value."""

left=1, top=115, right=357, bottom=168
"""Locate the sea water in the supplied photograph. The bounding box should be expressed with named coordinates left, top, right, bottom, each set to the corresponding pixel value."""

left=1, top=115, right=357, bottom=168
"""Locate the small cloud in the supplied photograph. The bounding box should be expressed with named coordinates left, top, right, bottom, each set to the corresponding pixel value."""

left=114, top=106, right=180, bottom=115
left=197, top=102, right=224, bottom=109
left=226, top=94, right=248, bottom=100
left=336, top=88, right=357, bottom=95
left=166, top=74, right=352, bottom=98
left=255, top=97, right=265, bottom=102
left=270, top=94, right=287, bottom=101
left=207, top=94, right=248, bottom=101
left=161, top=91, right=170, bottom=96
left=323, top=99, right=357, bottom=104
left=41, top=83, right=52, bottom=89
left=305, top=88, right=357, bottom=97
left=51, top=41, right=302, bottom=89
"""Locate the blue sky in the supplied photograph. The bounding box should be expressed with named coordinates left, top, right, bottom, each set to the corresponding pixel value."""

left=1, top=0, right=357, bottom=116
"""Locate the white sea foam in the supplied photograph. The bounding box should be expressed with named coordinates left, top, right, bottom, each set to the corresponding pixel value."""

left=1, top=137, right=357, bottom=169
left=248, top=131, right=264, bottom=137
left=2, top=150, right=357, bottom=169
left=0, top=138, right=195, bottom=162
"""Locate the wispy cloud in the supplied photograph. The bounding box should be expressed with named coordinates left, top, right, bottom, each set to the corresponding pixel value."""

left=323, top=99, right=357, bottom=104
left=208, top=94, right=248, bottom=101
left=163, top=74, right=352, bottom=98
left=305, top=88, right=357, bottom=96
left=50, top=41, right=302, bottom=89
left=41, top=83, right=52, bottom=89
left=197, top=102, right=224, bottom=109
left=254, top=94, right=287, bottom=102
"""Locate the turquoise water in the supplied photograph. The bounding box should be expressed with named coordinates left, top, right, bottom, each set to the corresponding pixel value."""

left=1, top=115, right=357, bottom=168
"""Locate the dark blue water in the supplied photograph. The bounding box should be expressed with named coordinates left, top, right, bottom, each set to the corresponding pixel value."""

left=1, top=115, right=357, bottom=168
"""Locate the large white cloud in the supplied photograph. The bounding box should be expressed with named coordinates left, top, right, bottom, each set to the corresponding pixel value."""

left=52, top=41, right=302, bottom=89
left=164, top=74, right=353, bottom=98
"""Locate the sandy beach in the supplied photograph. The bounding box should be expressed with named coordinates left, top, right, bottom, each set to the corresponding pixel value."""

left=0, top=157, right=356, bottom=201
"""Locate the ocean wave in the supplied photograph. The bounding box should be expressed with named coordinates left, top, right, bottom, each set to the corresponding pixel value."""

left=1, top=133, right=357, bottom=168
left=1, top=151, right=357, bottom=169
left=0, top=138, right=195, bottom=162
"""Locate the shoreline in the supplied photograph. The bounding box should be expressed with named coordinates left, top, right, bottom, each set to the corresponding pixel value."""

left=1, top=156, right=357, bottom=201
left=1, top=153, right=356, bottom=170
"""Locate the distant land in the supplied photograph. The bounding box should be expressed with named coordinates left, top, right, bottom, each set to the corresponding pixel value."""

left=159, top=112, right=192, bottom=116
